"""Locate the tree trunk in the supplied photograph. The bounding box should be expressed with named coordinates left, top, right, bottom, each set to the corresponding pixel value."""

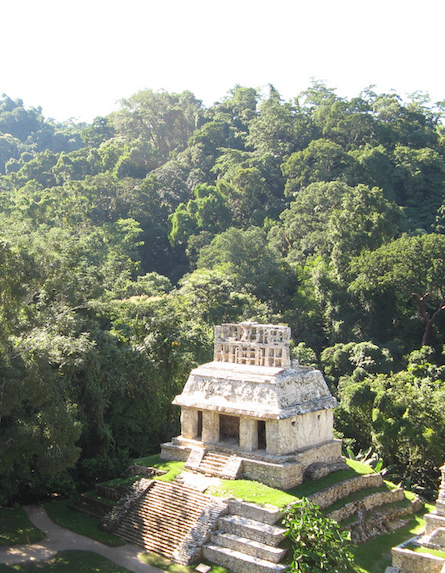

left=413, top=293, right=445, bottom=346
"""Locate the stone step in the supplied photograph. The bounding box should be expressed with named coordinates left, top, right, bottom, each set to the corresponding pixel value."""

left=200, top=456, right=230, bottom=471
left=118, top=525, right=178, bottom=557
left=211, top=532, right=287, bottom=563
left=140, top=491, right=210, bottom=511
left=114, top=480, right=214, bottom=559
left=350, top=497, right=422, bottom=544
left=308, top=473, right=384, bottom=510
left=227, top=500, right=282, bottom=525
left=185, top=448, right=205, bottom=470
left=203, top=544, right=287, bottom=573
left=326, top=488, right=406, bottom=523
left=218, top=515, right=286, bottom=547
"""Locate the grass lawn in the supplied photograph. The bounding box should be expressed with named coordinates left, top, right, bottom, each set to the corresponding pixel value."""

left=406, top=544, right=445, bottom=558
left=0, top=550, right=134, bottom=572
left=0, top=508, right=44, bottom=546
left=43, top=500, right=125, bottom=547
left=133, top=454, right=185, bottom=482
left=208, top=459, right=376, bottom=508
left=101, top=454, right=185, bottom=489
left=351, top=505, right=434, bottom=573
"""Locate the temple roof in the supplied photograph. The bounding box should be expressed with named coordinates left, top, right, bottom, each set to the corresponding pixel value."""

left=172, top=360, right=337, bottom=420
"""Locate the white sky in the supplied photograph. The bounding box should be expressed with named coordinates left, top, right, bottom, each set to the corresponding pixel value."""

left=1, top=0, right=444, bottom=123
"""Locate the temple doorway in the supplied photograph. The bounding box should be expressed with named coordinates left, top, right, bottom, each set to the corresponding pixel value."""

left=197, top=410, right=202, bottom=440
left=258, top=420, right=266, bottom=450
left=219, top=414, right=240, bottom=445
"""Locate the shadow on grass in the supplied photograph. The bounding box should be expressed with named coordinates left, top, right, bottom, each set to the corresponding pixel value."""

left=0, top=550, right=133, bottom=572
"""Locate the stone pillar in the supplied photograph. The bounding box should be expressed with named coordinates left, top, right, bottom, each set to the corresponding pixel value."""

left=202, top=410, right=219, bottom=444
left=437, top=464, right=445, bottom=516
left=180, top=407, right=197, bottom=439
left=265, top=420, right=280, bottom=455
left=240, top=417, right=257, bottom=451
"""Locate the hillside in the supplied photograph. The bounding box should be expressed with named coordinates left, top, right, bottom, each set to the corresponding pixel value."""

left=0, top=85, right=444, bottom=504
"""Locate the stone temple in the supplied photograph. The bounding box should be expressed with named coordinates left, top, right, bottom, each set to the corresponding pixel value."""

left=161, top=322, right=345, bottom=488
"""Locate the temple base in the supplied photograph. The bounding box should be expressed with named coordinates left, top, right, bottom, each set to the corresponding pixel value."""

left=161, top=437, right=344, bottom=490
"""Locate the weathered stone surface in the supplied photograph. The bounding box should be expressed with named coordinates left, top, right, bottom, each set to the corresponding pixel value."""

left=173, top=361, right=337, bottom=420
left=308, top=473, right=384, bottom=509
left=226, top=500, right=282, bottom=526
left=214, top=323, right=291, bottom=369
left=419, top=527, right=445, bottom=551
left=100, top=478, right=152, bottom=533
left=327, top=488, right=405, bottom=522
left=425, top=511, right=445, bottom=536
left=304, top=459, right=348, bottom=481
left=392, top=545, right=445, bottom=573
left=172, top=497, right=228, bottom=564
left=162, top=321, right=343, bottom=491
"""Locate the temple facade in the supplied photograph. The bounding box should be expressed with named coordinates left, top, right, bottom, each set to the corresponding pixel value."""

left=161, top=322, right=344, bottom=488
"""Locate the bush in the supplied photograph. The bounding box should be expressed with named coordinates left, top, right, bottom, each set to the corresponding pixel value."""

left=283, top=498, right=355, bottom=572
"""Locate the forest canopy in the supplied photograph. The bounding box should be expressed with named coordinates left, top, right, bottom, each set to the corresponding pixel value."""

left=0, top=83, right=445, bottom=503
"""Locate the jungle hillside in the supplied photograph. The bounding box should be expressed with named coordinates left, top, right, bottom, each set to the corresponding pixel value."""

left=1, top=83, right=445, bottom=504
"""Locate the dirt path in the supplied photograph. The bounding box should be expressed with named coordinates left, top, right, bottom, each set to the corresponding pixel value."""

left=0, top=505, right=162, bottom=573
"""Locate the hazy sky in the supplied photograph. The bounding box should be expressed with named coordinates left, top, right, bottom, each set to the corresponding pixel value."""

left=2, top=0, right=444, bottom=122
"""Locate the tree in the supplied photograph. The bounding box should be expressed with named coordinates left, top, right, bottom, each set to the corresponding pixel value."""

left=282, top=139, right=355, bottom=196
left=197, top=226, right=297, bottom=311
left=349, top=233, right=445, bottom=347
left=272, top=181, right=401, bottom=269
left=336, top=367, right=445, bottom=491
left=247, top=85, right=314, bottom=160
left=392, top=144, right=445, bottom=230
left=283, top=498, right=354, bottom=573
left=113, top=89, right=203, bottom=166
left=168, top=184, right=232, bottom=247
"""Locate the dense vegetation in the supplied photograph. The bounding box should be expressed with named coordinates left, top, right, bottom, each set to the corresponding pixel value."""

left=0, top=83, right=444, bottom=504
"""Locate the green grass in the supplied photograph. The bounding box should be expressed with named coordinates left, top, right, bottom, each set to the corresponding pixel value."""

left=142, top=550, right=231, bottom=573
left=133, top=454, right=185, bottom=482
left=98, top=474, right=143, bottom=489
left=207, top=478, right=298, bottom=508
left=0, top=550, right=134, bottom=572
left=0, top=507, right=44, bottom=546
left=82, top=491, right=116, bottom=505
left=406, top=543, right=445, bottom=558
left=351, top=508, right=433, bottom=573
left=100, top=454, right=185, bottom=489
left=43, top=499, right=125, bottom=547
left=208, top=459, right=376, bottom=508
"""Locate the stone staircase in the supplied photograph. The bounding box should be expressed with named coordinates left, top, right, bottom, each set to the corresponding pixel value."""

left=203, top=499, right=288, bottom=573
left=114, top=480, right=218, bottom=560
left=185, top=448, right=243, bottom=479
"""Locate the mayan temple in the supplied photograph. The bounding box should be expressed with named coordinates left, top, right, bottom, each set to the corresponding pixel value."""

left=161, top=321, right=345, bottom=487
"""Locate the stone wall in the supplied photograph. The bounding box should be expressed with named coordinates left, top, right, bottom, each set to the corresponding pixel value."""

left=276, top=409, right=334, bottom=454
left=160, top=442, right=190, bottom=462
left=327, top=488, right=405, bottom=522
left=308, top=473, right=383, bottom=509
left=172, top=498, right=228, bottom=565
left=392, top=546, right=445, bottom=573
left=100, top=478, right=153, bottom=533
left=242, top=458, right=303, bottom=490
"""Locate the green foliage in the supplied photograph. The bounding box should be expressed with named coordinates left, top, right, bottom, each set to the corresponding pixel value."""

left=283, top=498, right=355, bottom=572
left=336, top=368, right=445, bottom=492
left=1, top=83, right=445, bottom=504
